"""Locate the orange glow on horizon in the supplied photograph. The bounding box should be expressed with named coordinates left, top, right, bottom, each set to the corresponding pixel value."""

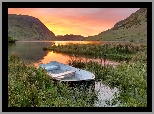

left=53, top=41, right=101, bottom=46
left=8, top=8, right=140, bottom=37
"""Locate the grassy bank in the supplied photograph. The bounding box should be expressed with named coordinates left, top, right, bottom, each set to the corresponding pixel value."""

left=66, top=49, right=147, bottom=107
left=8, top=52, right=98, bottom=107
left=44, top=42, right=146, bottom=61
left=67, top=58, right=147, bottom=107
left=43, top=42, right=147, bottom=107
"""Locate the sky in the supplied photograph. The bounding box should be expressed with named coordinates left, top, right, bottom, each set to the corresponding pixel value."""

left=8, top=8, right=140, bottom=37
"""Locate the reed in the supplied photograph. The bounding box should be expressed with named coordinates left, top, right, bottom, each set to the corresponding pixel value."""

left=67, top=49, right=147, bottom=107
left=45, top=42, right=146, bottom=61
left=8, top=52, right=98, bottom=107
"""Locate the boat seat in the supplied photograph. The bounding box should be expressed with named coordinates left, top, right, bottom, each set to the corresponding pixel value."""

left=49, top=70, right=75, bottom=78
left=44, top=65, right=59, bottom=71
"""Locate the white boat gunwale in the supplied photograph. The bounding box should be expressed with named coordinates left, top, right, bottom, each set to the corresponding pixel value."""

left=39, top=61, right=95, bottom=82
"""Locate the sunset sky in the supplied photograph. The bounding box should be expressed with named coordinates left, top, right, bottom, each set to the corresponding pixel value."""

left=8, top=8, right=140, bottom=37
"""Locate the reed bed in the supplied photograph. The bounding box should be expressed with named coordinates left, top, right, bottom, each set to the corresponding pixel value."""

left=8, top=52, right=98, bottom=107
left=67, top=49, right=147, bottom=107
left=8, top=42, right=147, bottom=107
left=44, top=42, right=146, bottom=61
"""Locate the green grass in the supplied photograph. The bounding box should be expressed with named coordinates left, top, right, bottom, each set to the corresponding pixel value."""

left=66, top=49, right=147, bottom=107
left=9, top=41, right=147, bottom=107
left=44, top=42, right=146, bottom=62
left=8, top=36, right=16, bottom=43
left=83, top=25, right=147, bottom=42
left=45, top=42, right=147, bottom=107
left=8, top=52, right=98, bottom=107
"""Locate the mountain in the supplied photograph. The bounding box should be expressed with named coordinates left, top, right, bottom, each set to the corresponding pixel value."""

left=56, top=34, right=84, bottom=41
left=8, top=14, right=58, bottom=41
left=83, top=8, right=147, bottom=42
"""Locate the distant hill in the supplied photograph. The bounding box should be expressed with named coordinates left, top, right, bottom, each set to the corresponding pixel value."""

left=8, top=14, right=58, bottom=41
left=56, top=34, right=84, bottom=41
left=83, top=8, right=147, bottom=42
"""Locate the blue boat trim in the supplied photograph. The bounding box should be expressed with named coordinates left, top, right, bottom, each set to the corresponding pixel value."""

left=39, top=61, right=95, bottom=82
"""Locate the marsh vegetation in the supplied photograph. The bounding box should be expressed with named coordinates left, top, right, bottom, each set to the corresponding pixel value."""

left=8, top=42, right=147, bottom=107
left=8, top=52, right=98, bottom=107
left=8, top=36, right=16, bottom=43
left=44, top=42, right=147, bottom=107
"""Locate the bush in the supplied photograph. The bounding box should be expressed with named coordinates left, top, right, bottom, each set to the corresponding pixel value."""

left=8, top=53, right=98, bottom=107
left=8, top=36, right=16, bottom=43
left=67, top=50, right=147, bottom=107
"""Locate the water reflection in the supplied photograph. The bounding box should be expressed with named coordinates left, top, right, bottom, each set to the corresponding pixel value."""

left=8, top=42, right=52, bottom=62
left=8, top=41, right=119, bottom=67
left=95, top=81, right=119, bottom=107
left=34, top=51, right=119, bottom=68
left=8, top=41, right=119, bottom=107
left=53, top=41, right=102, bottom=46
left=34, top=51, right=71, bottom=67
left=67, top=55, right=119, bottom=67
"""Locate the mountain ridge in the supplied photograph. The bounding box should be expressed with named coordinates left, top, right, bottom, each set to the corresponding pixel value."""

left=8, top=14, right=58, bottom=41
left=83, top=8, right=147, bottom=42
left=56, top=34, right=84, bottom=41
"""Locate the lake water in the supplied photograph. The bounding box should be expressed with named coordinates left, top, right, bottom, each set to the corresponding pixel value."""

left=8, top=41, right=119, bottom=67
left=8, top=41, right=119, bottom=107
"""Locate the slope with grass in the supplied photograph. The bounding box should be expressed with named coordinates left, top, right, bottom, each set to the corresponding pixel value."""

left=83, top=8, right=147, bottom=42
left=8, top=14, right=58, bottom=41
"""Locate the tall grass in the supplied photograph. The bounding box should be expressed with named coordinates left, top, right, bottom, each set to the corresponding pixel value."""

left=8, top=52, right=98, bottom=107
left=9, top=42, right=147, bottom=107
left=58, top=42, right=147, bottom=107
left=67, top=50, right=147, bottom=107
left=44, top=42, right=146, bottom=61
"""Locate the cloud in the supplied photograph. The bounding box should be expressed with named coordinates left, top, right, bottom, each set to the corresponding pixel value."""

left=8, top=8, right=139, bottom=37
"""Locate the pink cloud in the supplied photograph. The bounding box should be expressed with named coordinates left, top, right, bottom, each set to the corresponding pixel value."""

left=8, top=8, right=139, bottom=37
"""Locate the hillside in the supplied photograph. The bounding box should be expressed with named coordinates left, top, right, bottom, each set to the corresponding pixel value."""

left=56, top=34, right=84, bottom=41
left=83, top=8, right=147, bottom=42
left=8, top=14, right=58, bottom=41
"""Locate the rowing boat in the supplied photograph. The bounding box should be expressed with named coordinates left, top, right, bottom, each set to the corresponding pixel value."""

left=39, top=61, right=95, bottom=88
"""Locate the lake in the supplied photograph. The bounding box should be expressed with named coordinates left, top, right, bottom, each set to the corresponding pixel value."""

left=8, top=41, right=119, bottom=107
left=8, top=41, right=119, bottom=67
